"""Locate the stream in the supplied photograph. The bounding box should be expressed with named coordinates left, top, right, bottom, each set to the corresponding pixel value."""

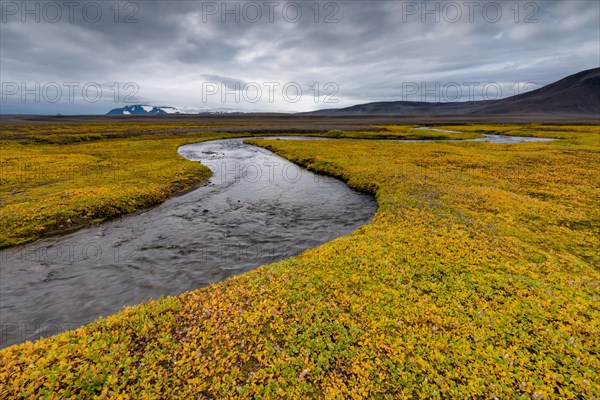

left=0, top=138, right=377, bottom=348
left=0, top=133, right=555, bottom=348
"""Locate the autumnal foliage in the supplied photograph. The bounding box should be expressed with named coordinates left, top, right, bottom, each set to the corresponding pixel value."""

left=1, top=124, right=599, bottom=398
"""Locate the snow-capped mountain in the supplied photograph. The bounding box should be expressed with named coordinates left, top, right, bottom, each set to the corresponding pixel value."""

left=106, top=105, right=182, bottom=115
left=106, top=105, right=245, bottom=115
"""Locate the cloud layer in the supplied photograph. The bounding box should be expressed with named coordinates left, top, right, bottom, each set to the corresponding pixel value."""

left=1, top=0, right=598, bottom=114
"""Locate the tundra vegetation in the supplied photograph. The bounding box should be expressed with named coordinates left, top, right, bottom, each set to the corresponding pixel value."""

left=0, top=123, right=598, bottom=398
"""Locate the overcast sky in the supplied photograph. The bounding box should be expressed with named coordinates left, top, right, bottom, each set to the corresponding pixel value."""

left=1, top=0, right=598, bottom=114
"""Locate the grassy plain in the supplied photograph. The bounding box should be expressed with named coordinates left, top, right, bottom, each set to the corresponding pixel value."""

left=326, top=125, right=484, bottom=140
left=0, top=122, right=599, bottom=398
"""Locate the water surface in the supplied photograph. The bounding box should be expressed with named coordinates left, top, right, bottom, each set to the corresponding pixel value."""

left=0, top=138, right=377, bottom=348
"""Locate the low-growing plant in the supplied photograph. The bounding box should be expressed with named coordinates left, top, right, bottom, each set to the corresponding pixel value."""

left=1, top=124, right=599, bottom=398
left=325, top=129, right=344, bottom=138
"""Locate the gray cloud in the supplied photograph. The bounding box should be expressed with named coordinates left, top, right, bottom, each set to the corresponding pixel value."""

left=0, top=0, right=598, bottom=114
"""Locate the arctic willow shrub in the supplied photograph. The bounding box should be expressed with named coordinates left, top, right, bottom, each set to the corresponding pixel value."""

left=1, top=124, right=599, bottom=398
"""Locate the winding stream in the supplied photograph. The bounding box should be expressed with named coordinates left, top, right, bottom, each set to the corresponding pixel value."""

left=0, top=133, right=555, bottom=348
left=0, top=138, right=377, bottom=348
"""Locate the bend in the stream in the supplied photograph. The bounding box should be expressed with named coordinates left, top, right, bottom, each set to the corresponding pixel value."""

left=0, top=138, right=377, bottom=349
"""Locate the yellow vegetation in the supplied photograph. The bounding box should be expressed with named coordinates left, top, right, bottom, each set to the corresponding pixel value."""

left=0, top=124, right=599, bottom=398
left=0, top=128, right=241, bottom=247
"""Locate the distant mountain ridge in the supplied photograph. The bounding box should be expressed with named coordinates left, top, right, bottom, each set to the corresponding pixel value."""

left=307, top=68, right=600, bottom=116
left=107, top=105, right=181, bottom=115
left=105, top=69, right=599, bottom=117
left=106, top=105, right=244, bottom=115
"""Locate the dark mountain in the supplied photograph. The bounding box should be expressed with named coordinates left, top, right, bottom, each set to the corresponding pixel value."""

left=477, top=68, right=600, bottom=115
left=307, top=68, right=600, bottom=116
